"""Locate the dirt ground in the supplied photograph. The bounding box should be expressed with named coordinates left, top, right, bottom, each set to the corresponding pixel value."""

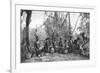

left=24, top=53, right=89, bottom=63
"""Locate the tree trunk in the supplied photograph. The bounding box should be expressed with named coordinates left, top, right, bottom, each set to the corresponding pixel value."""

left=25, top=10, right=32, bottom=50
left=68, top=12, right=71, bottom=40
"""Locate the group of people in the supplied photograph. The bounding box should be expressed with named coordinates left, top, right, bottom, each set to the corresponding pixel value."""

left=30, top=36, right=83, bottom=57
left=21, top=32, right=89, bottom=60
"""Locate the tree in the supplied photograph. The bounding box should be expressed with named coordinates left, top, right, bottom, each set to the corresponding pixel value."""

left=20, top=10, right=32, bottom=48
left=25, top=10, right=32, bottom=48
left=78, top=13, right=90, bottom=38
left=21, top=10, right=32, bottom=61
left=44, top=11, right=70, bottom=41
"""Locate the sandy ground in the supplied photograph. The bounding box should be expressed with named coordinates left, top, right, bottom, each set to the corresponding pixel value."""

left=24, top=53, right=89, bottom=63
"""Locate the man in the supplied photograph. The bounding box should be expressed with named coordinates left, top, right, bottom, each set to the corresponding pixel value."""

left=34, top=40, right=39, bottom=57
left=44, top=38, right=51, bottom=53
left=68, top=40, right=73, bottom=53
left=58, top=38, right=63, bottom=53
left=63, top=40, right=69, bottom=54
left=49, top=43, right=55, bottom=54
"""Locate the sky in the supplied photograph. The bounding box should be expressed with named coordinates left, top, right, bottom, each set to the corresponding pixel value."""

left=28, top=11, right=80, bottom=29
left=29, top=11, right=45, bottom=29
left=28, top=11, right=81, bottom=34
left=21, top=11, right=81, bottom=35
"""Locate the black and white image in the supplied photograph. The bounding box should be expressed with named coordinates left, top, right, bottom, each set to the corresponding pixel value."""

left=20, top=10, right=90, bottom=63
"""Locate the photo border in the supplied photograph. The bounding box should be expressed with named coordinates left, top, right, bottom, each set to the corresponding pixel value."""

left=11, top=1, right=96, bottom=73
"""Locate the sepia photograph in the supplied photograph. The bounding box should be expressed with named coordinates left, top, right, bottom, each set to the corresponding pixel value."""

left=20, top=10, right=90, bottom=63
